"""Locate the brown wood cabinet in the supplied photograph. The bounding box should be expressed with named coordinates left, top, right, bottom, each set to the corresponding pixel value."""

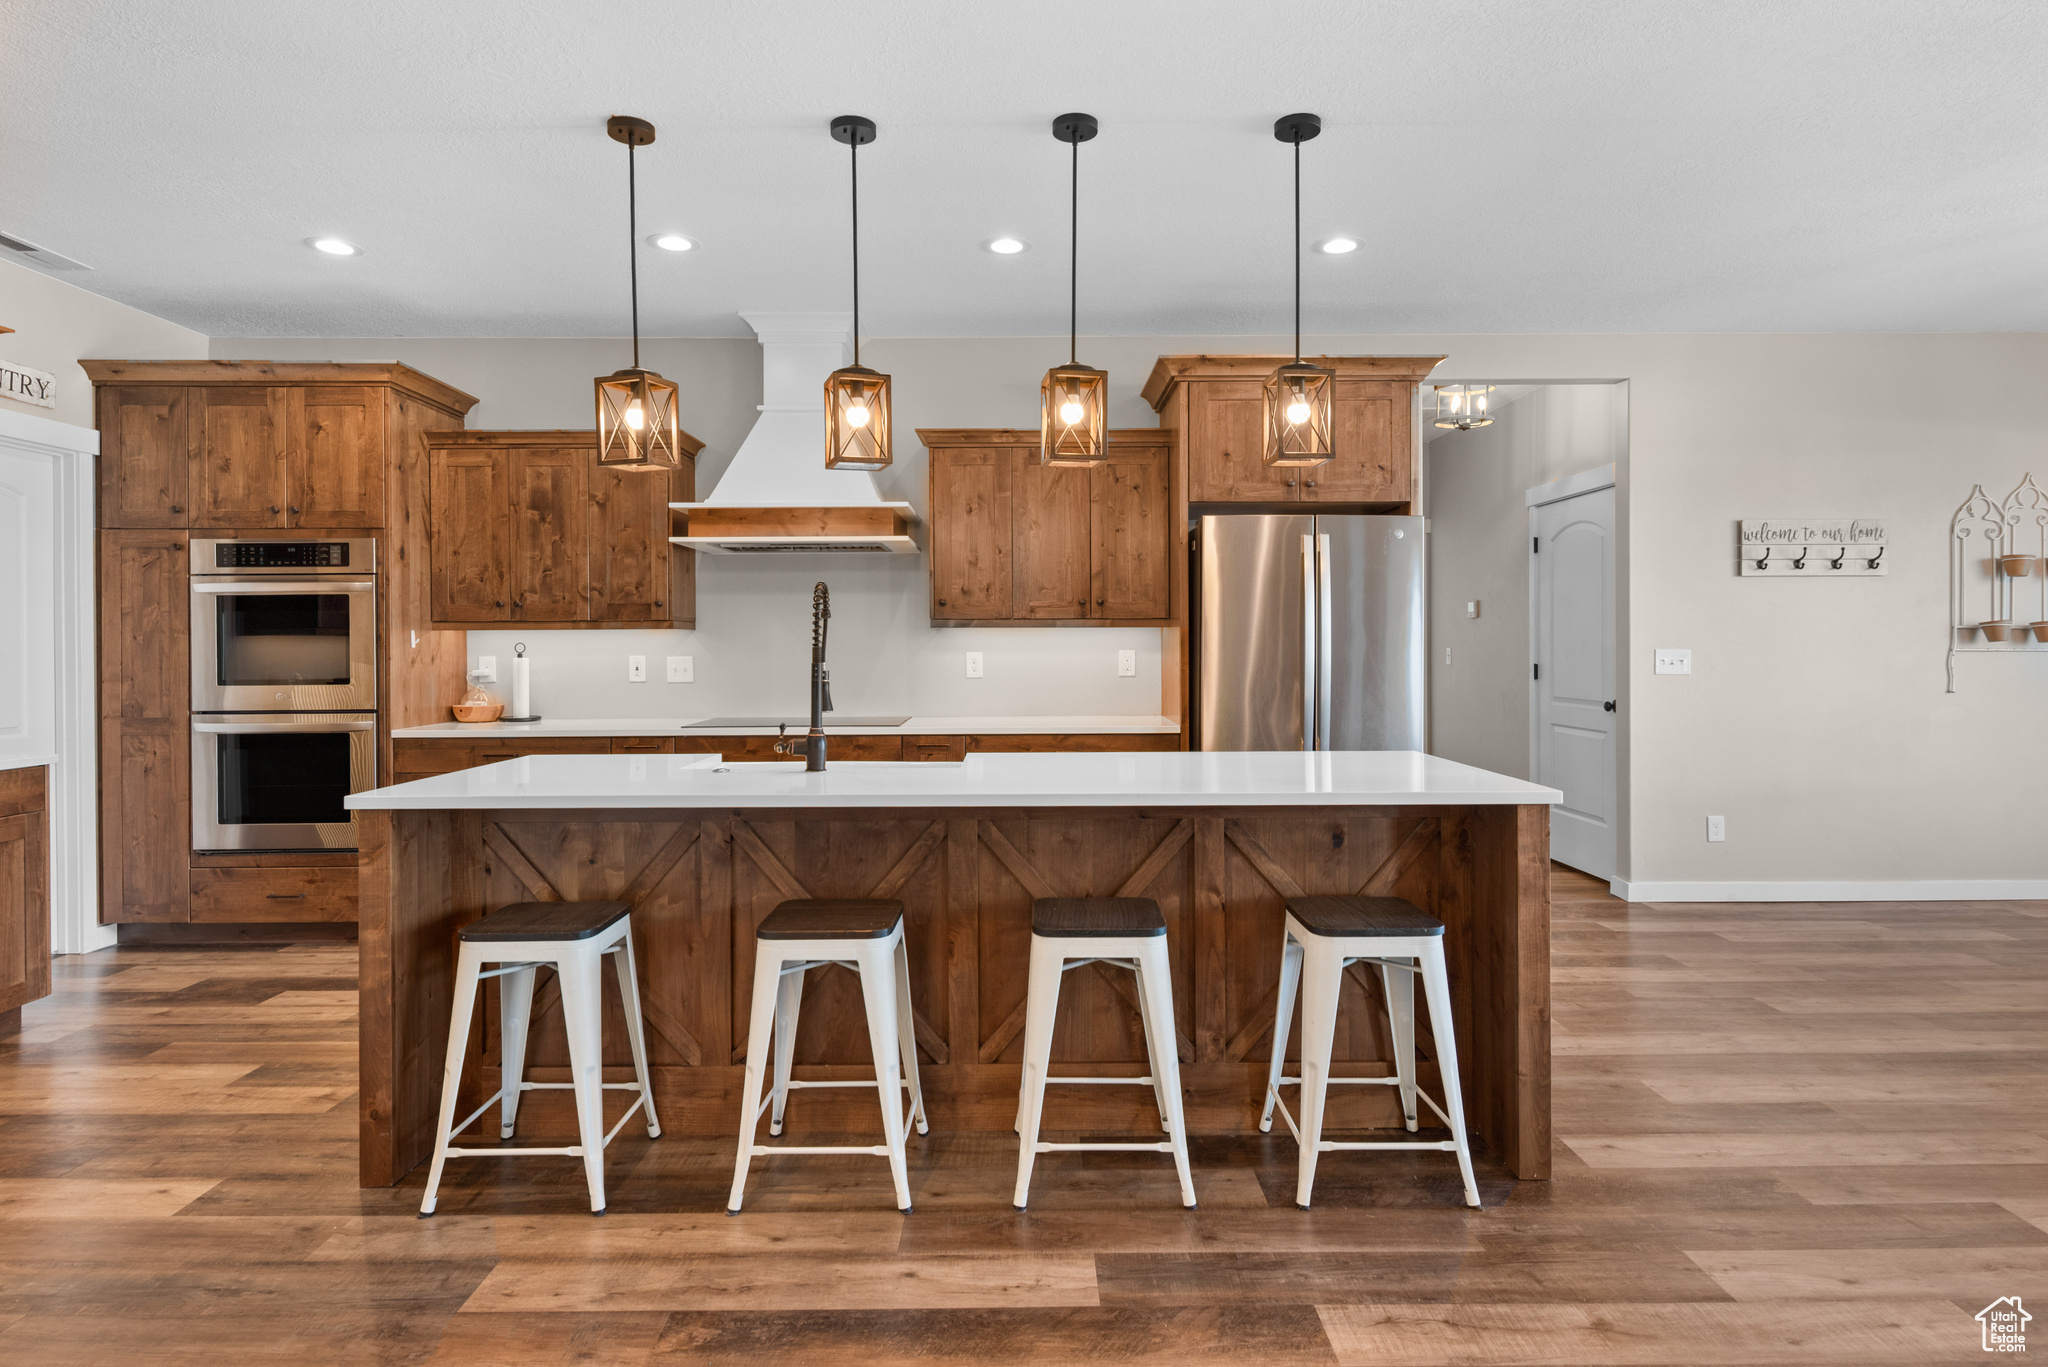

left=919, top=429, right=1174, bottom=626
left=97, top=530, right=191, bottom=923
left=96, top=387, right=193, bottom=526
left=424, top=431, right=700, bottom=628
left=1142, top=355, right=1443, bottom=509
left=0, top=766, right=52, bottom=1030
left=396, top=730, right=1179, bottom=778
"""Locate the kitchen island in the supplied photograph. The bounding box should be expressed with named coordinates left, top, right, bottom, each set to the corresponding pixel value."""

left=348, top=751, right=1560, bottom=1188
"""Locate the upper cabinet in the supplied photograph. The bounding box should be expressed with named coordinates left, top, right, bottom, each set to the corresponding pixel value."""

left=1141, top=355, right=1443, bottom=509
left=84, top=361, right=477, bottom=531
left=920, top=430, right=1174, bottom=626
left=423, top=430, right=701, bottom=629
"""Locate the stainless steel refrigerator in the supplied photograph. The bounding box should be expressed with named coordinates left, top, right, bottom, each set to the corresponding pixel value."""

left=1193, top=514, right=1425, bottom=751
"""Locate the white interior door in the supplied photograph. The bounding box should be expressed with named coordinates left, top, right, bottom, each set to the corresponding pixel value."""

left=1531, top=482, right=1616, bottom=880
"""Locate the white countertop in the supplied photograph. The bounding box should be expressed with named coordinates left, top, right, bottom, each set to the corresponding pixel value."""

left=347, top=750, right=1561, bottom=811
left=391, top=714, right=1182, bottom=739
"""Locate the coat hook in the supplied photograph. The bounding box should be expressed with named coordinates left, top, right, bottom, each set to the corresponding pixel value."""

left=1867, top=545, right=1884, bottom=569
left=1829, top=546, right=1846, bottom=570
left=1792, top=546, right=1809, bottom=570
left=1755, top=546, right=1771, bottom=570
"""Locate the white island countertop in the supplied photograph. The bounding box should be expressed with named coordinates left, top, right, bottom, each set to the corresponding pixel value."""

left=347, top=750, right=1561, bottom=811
left=390, top=715, right=1181, bottom=739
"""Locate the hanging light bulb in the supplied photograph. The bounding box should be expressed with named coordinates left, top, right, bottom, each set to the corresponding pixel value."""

left=1263, top=113, right=1335, bottom=467
left=824, top=115, right=894, bottom=471
left=1432, top=384, right=1496, bottom=431
left=1040, top=112, right=1108, bottom=467
left=594, top=115, right=683, bottom=469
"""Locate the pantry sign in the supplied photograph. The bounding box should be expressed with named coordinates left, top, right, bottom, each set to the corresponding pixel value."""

left=0, top=359, right=56, bottom=409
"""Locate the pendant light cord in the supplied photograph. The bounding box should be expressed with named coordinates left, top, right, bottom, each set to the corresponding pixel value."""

left=850, top=135, right=861, bottom=368
left=628, top=140, right=641, bottom=370
left=1292, top=131, right=1302, bottom=365
left=1070, top=133, right=1078, bottom=365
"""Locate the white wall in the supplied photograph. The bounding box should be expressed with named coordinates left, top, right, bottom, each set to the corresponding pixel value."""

left=1427, top=384, right=1628, bottom=781
left=212, top=329, right=2048, bottom=895
left=0, top=258, right=208, bottom=426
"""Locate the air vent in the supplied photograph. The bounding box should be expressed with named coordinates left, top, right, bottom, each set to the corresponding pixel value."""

left=720, top=543, right=892, bottom=553
left=0, top=230, right=92, bottom=271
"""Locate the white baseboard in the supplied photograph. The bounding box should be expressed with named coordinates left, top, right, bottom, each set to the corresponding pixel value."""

left=1611, top=878, right=2048, bottom=903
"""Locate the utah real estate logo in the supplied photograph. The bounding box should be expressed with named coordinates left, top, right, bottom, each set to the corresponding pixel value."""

left=1977, top=1296, right=2030, bottom=1353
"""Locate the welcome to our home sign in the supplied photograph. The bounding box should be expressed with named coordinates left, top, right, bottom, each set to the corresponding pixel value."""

left=1738, top=518, right=1888, bottom=576
left=0, top=360, right=56, bottom=409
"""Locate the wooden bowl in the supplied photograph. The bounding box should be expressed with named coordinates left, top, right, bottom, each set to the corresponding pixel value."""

left=451, top=701, right=504, bottom=723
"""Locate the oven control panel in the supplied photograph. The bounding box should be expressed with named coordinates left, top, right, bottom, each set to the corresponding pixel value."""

left=211, top=542, right=351, bottom=569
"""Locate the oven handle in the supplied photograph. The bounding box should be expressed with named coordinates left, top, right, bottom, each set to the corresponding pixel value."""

left=193, top=719, right=376, bottom=734
left=191, top=581, right=376, bottom=594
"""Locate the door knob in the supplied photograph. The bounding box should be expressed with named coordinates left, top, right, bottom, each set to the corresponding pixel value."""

left=1603, top=700, right=1617, bottom=712
left=169, top=504, right=183, bottom=514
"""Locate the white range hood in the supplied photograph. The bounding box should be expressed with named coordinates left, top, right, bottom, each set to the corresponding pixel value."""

left=670, top=311, right=918, bottom=555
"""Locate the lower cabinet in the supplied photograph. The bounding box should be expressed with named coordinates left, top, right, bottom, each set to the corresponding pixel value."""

left=0, top=767, right=52, bottom=1025
left=395, top=731, right=1182, bottom=776
left=188, top=865, right=358, bottom=922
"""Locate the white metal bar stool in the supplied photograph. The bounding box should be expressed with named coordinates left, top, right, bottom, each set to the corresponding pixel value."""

left=1260, top=894, right=1480, bottom=1209
left=420, top=899, right=660, bottom=1218
left=727, top=899, right=929, bottom=1215
left=1013, top=897, right=1197, bottom=1211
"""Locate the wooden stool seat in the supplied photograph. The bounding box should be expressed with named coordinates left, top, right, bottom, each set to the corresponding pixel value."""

left=460, top=900, right=631, bottom=942
left=1284, top=895, right=1444, bottom=938
left=757, top=898, right=903, bottom=940
left=1031, top=897, right=1167, bottom=938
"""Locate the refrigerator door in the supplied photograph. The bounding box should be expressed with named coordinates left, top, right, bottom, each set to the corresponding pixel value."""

left=1317, top=514, right=1426, bottom=751
left=1197, top=514, right=1316, bottom=750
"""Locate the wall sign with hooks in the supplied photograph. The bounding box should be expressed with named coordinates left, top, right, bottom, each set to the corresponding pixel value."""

left=1739, top=518, right=1887, bottom=576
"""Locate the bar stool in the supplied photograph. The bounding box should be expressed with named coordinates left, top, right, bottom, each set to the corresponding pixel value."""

left=1259, top=895, right=1480, bottom=1208
left=1012, top=897, right=1196, bottom=1211
left=727, top=899, right=929, bottom=1215
left=419, top=900, right=660, bottom=1218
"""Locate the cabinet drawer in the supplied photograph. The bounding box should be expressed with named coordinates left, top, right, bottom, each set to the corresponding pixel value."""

left=611, top=737, right=673, bottom=753
left=673, top=734, right=905, bottom=762
left=905, top=736, right=968, bottom=762
left=189, top=866, right=357, bottom=922
left=472, top=738, right=613, bottom=764
left=965, top=733, right=1180, bottom=753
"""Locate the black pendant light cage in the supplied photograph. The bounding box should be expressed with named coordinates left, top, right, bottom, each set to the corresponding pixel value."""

left=1432, top=383, right=1495, bottom=431
left=1041, top=112, right=1108, bottom=467
left=1263, top=112, right=1335, bottom=469
left=596, top=115, right=684, bottom=470
left=825, top=114, right=893, bottom=471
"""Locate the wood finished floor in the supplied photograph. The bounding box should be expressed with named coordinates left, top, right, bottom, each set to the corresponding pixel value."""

left=1, top=868, right=2043, bottom=1365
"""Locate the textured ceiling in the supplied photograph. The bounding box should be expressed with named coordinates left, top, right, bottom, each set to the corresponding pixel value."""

left=5, top=0, right=2047, bottom=338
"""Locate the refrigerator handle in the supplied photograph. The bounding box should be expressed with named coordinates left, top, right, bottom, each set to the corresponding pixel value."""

left=1316, top=533, right=1334, bottom=751
left=1300, top=533, right=1317, bottom=752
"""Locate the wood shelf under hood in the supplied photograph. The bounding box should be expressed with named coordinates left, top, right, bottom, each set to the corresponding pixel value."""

left=669, top=502, right=919, bottom=554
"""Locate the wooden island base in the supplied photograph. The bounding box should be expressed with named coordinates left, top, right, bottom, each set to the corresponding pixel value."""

left=357, top=802, right=1549, bottom=1187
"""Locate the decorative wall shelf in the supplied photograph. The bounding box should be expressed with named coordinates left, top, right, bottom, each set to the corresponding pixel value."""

left=1948, top=473, right=2048, bottom=692
left=1739, top=518, right=1887, bottom=576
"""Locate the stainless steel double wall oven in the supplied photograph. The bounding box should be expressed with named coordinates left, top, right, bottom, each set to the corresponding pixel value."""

left=188, top=539, right=378, bottom=852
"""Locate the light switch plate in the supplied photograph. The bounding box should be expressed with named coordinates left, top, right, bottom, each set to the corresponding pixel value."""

left=1706, top=814, right=1726, bottom=842
left=965, top=651, right=984, bottom=679
left=1466, top=601, right=1480, bottom=618
left=666, top=655, right=694, bottom=683
left=1117, top=649, right=1136, bottom=677
left=1655, top=648, right=1692, bottom=675
left=627, top=655, right=647, bottom=682
left=475, top=655, right=497, bottom=683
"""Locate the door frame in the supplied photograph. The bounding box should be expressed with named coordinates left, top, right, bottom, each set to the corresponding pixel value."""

left=1527, top=463, right=1617, bottom=877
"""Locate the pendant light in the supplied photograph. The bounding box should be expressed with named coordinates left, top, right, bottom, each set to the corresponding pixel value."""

left=1263, top=112, right=1335, bottom=468
left=1040, top=112, right=1107, bottom=468
left=824, top=115, right=892, bottom=471
left=594, top=115, right=684, bottom=470
left=1432, top=384, right=1495, bottom=431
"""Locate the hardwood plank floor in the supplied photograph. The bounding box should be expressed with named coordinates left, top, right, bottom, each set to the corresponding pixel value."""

left=0, top=866, right=2041, bottom=1364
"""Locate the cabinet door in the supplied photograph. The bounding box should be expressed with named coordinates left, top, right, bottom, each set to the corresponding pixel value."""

left=929, top=446, right=1012, bottom=620
left=97, top=386, right=192, bottom=527
left=508, top=446, right=589, bottom=621
left=428, top=446, right=512, bottom=622
left=1303, top=379, right=1410, bottom=504
left=588, top=465, right=670, bottom=622
left=1012, top=456, right=1091, bottom=620
left=1187, top=381, right=1300, bottom=503
left=1090, top=448, right=1171, bottom=619
left=0, top=809, right=50, bottom=1013
left=290, top=385, right=385, bottom=527
left=194, top=388, right=289, bottom=527
left=99, top=531, right=190, bottom=922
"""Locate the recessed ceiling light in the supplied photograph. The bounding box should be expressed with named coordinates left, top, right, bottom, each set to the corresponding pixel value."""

left=985, top=236, right=1029, bottom=255
left=650, top=234, right=695, bottom=252
left=308, top=237, right=361, bottom=256
left=1316, top=237, right=1359, bottom=255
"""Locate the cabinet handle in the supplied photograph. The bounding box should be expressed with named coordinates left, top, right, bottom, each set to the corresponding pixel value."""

left=937, top=598, right=947, bottom=606
left=269, top=505, right=281, bottom=514
left=289, top=505, right=301, bottom=514
left=266, top=893, right=306, bottom=899
left=1304, top=480, right=1315, bottom=489
left=654, top=600, right=662, bottom=607
left=1096, top=598, right=1105, bottom=606
left=495, top=600, right=505, bottom=608
left=1285, top=479, right=1296, bottom=487
left=169, top=504, right=183, bottom=514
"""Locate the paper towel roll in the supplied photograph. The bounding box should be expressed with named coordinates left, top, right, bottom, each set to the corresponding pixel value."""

left=511, top=651, right=532, bottom=719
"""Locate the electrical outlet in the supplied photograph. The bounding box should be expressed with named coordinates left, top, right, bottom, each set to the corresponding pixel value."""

left=1655, top=648, right=1692, bottom=675
left=965, top=651, right=984, bottom=679
left=1445, top=647, right=1453, bottom=665
left=475, top=655, right=497, bottom=683
left=627, top=655, right=647, bottom=682
left=666, top=655, right=694, bottom=683
left=1706, top=815, right=1726, bottom=842
left=1466, top=600, right=1480, bottom=618
left=1117, top=649, right=1136, bottom=677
